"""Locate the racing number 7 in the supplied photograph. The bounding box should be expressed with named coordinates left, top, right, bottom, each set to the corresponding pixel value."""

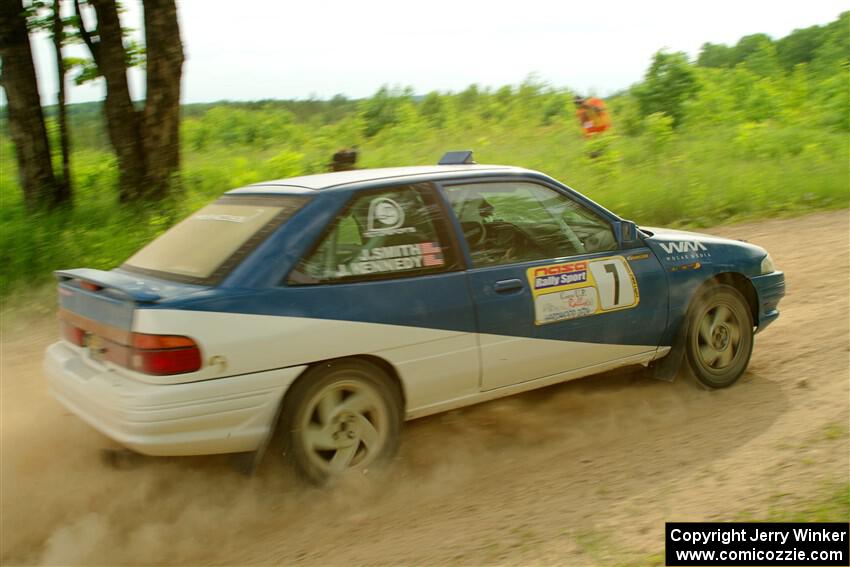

left=603, top=263, right=620, bottom=306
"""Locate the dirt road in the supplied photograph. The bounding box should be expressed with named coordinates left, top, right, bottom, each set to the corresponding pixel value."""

left=2, top=210, right=848, bottom=566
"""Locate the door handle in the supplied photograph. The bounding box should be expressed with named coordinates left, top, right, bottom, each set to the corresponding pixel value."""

left=494, top=279, right=524, bottom=293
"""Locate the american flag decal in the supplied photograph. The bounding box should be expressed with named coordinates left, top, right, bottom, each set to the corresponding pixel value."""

left=421, top=242, right=444, bottom=267
left=420, top=242, right=441, bottom=254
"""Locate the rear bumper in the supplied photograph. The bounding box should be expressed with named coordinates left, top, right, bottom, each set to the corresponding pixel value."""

left=44, top=341, right=306, bottom=456
left=750, top=271, right=785, bottom=333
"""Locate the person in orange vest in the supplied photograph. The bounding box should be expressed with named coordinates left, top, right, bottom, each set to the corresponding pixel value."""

left=574, top=95, right=611, bottom=136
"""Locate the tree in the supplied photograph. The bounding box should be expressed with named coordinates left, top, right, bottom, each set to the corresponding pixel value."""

left=359, top=86, right=411, bottom=137
left=0, top=0, right=65, bottom=209
left=27, top=0, right=73, bottom=201
left=730, top=34, right=774, bottom=67
left=73, top=0, right=183, bottom=201
left=419, top=91, right=445, bottom=128
left=776, top=25, right=824, bottom=72
left=633, top=51, right=700, bottom=127
left=809, top=11, right=849, bottom=78
left=697, top=42, right=734, bottom=68
left=51, top=0, right=71, bottom=199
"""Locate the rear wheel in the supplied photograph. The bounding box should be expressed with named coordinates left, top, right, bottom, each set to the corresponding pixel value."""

left=685, top=284, right=754, bottom=389
left=279, top=359, right=402, bottom=484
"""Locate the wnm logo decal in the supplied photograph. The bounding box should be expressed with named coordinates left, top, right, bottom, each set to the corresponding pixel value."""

left=658, top=241, right=708, bottom=254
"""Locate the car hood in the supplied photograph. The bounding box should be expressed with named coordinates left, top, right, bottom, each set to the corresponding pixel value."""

left=641, top=226, right=768, bottom=274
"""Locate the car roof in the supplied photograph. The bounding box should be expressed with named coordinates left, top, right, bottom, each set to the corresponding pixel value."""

left=226, top=164, right=529, bottom=194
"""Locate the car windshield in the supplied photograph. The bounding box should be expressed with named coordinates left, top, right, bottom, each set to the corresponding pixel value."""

left=123, top=195, right=308, bottom=283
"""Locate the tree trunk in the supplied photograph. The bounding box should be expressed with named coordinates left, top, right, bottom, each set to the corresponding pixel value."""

left=75, top=0, right=184, bottom=202
left=52, top=0, right=72, bottom=203
left=87, top=0, right=146, bottom=202
left=142, top=0, right=184, bottom=200
left=0, top=0, right=62, bottom=210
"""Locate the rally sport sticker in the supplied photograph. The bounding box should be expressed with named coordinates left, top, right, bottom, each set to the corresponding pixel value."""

left=526, top=256, right=639, bottom=325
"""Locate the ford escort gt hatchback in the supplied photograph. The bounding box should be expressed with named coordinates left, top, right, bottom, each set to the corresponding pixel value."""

left=45, top=153, right=785, bottom=483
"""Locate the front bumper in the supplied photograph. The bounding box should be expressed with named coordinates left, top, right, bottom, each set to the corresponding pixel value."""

left=44, top=341, right=306, bottom=456
left=750, top=271, right=785, bottom=333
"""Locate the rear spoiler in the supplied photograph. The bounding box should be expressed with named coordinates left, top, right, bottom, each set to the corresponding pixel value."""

left=55, top=269, right=162, bottom=303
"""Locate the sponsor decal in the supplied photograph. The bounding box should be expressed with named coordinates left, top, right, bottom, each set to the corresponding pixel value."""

left=627, top=252, right=650, bottom=261
left=193, top=210, right=264, bottom=223
left=336, top=242, right=444, bottom=277
left=657, top=240, right=712, bottom=263
left=658, top=241, right=707, bottom=254
left=526, top=256, right=639, bottom=325
left=532, top=261, right=588, bottom=291
left=670, top=261, right=702, bottom=272
left=535, top=287, right=598, bottom=324
left=364, top=198, right=417, bottom=237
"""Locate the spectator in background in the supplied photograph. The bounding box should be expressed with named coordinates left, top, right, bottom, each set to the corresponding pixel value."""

left=330, top=147, right=359, bottom=171
left=573, top=96, right=611, bottom=137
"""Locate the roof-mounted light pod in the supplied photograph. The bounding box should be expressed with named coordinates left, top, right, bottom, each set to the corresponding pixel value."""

left=438, top=151, right=476, bottom=165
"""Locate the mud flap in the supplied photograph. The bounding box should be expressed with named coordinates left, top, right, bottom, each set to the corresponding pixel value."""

left=236, top=397, right=288, bottom=476
left=650, top=344, right=684, bottom=381
left=649, top=325, right=687, bottom=382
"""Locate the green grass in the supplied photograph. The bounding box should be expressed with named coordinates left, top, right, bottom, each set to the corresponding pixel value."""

left=575, top=484, right=850, bottom=566
left=1, top=105, right=848, bottom=298
left=736, top=483, right=850, bottom=523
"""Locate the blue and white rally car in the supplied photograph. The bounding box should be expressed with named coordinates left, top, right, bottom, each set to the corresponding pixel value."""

left=45, top=151, right=785, bottom=483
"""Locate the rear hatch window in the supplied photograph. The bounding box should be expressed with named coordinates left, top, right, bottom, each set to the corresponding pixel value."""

left=123, top=195, right=309, bottom=284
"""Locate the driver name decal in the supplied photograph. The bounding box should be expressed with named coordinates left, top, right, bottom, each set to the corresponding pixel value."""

left=336, top=242, right=444, bottom=277
left=527, top=256, right=640, bottom=325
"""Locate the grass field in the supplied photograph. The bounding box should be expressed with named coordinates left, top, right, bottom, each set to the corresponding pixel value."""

left=2, top=117, right=847, bottom=298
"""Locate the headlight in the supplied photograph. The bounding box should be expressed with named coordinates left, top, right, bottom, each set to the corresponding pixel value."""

left=760, top=254, right=775, bottom=274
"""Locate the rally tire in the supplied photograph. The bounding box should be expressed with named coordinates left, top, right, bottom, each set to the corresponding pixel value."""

left=279, top=359, right=403, bottom=485
left=685, top=284, right=754, bottom=389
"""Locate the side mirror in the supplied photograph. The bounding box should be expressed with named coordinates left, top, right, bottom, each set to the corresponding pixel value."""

left=617, top=220, right=639, bottom=245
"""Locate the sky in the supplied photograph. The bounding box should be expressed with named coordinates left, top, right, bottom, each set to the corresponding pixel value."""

left=19, top=0, right=849, bottom=105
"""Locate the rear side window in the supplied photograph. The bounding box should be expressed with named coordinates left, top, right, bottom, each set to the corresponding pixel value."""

left=123, top=195, right=308, bottom=284
left=289, top=184, right=461, bottom=284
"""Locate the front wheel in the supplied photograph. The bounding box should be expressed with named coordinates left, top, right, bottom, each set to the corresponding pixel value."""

left=279, top=359, right=402, bottom=484
left=685, top=284, right=754, bottom=389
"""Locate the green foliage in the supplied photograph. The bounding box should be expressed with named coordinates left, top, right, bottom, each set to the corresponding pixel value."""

left=697, top=43, right=733, bottom=68
left=264, top=150, right=305, bottom=179
left=359, top=86, right=413, bottom=137
left=698, top=12, right=849, bottom=79
left=731, top=34, right=774, bottom=67
left=776, top=25, right=824, bottom=72
left=419, top=91, right=446, bottom=128
left=633, top=51, right=700, bottom=127
left=2, top=12, right=848, bottom=296
left=642, top=113, right=675, bottom=154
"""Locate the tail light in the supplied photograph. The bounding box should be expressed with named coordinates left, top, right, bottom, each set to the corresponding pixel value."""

left=60, top=321, right=86, bottom=347
left=129, top=333, right=202, bottom=376
left=58, top=312, right=201, bottom=376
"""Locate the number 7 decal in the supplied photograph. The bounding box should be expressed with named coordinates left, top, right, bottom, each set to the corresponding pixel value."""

left=603, top=262, right=620, bottom=306
left=526, top=255, right=639, bottom=325
left=589, top=257, right=638, bottom=311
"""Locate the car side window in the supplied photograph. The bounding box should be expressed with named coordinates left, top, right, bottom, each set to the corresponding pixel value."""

left=443, top=181, right=617, bottom=268
left=289, top=184, right=460, bottom=284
